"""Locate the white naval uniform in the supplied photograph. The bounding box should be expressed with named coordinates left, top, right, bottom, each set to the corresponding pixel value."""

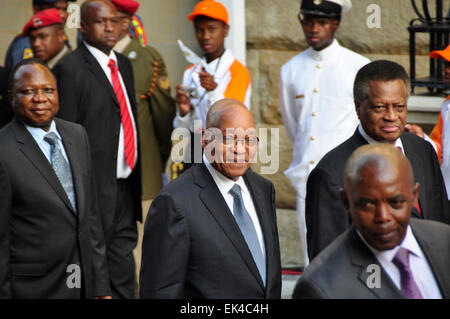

left=279, top=39, right=369, bottom=266
left=439, top=98, right=450, bottom=197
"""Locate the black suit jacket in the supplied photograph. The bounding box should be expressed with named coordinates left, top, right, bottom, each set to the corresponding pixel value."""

left=139, top=164, right=282, bottom=299
left=53, top=43, right=142, bottom=236
left=306, top=129, right=450, bottom=260
left=293, top=219, right=450, bottom=299
left=0, top=117, right=109, bottom=298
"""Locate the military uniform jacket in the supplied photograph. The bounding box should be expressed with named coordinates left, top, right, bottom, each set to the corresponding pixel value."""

left=122, top=38, right=176, bottom=199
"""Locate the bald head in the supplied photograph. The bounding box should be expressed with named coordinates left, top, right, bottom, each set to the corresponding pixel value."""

left=344, top=144, right=414, bottom=191
left=203, top=98, right=256, bottom=181
left=206, top=98, right=252, bottom=129
left=80, top=0, right=118, bottom=54
left=342, top=143, right=419, bottom=251
left=81, top=0, right=116, bottom=22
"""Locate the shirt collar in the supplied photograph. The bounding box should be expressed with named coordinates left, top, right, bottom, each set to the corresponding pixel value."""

left=24, top=120, right=61, bottom=142
left=203, top=153, right=248, bottom=194
left=357, top=225, right=423, bottom=265
left=358, top=124, right=404, bottom=154
left=308, top=38, right=339, bottom=62
left=113, top=35, right=132, bottom=54
left=47, top=45, right=69, bottom=69
left=83, top=40, right=117, bottom=67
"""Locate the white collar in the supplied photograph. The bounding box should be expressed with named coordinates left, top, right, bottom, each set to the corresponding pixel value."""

left=357, top=225, right=424, bottom=264
left=308, top=39, right=340, bottom=62
left=203, top=153, right=248, bottom=195
left=358, top=124, right=404, bottom=153
left=83, top=40, right=117, bottom=66
left=113, top=35, right=132, bottom=54
left=47, top=45, right=69, bottom=69
left=24, top=120, right=61, bottom=141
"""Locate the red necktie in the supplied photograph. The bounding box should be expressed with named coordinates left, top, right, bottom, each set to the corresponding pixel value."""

left=397, top=146, right=421, bottom=215
left=108, top=59, right=135, bottom=170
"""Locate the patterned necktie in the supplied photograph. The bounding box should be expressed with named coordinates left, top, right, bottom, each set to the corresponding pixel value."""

left=44, top=132, right=77, bottom=212
left=392, top=247, right=423, bottom=299
left=107, top=59, right=136, bottom=170
left=229, top=184, right=266, bottom=286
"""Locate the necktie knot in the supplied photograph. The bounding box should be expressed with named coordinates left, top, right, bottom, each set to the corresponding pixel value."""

left=392, top=247, right=410, bottom=270
left=44, top=132, right=59, bottom=147
left=229, top=184, right=242, bottom=199
left=392, top=247, right=423, bottom=299
left=108, top=58, right=117, bottom=70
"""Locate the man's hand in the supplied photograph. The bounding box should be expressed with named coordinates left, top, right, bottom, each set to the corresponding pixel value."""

left=94, top=296, right=112, bottom=299
left=405, top=123, right=424, bottom=138
left=198, top=70, right=217, bottom=91
left=175, top=84, right=192, bottom=117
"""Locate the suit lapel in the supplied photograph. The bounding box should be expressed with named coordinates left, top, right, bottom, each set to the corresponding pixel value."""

left=410, top=220, right=450, bottom=298
left=347, top=228, right=404, bottom=299
left=243, top=170, right=275, bottom=293
left=79, top=43, right=120, bottom=108
left=401, top=134, right=425, bottom=219
left=194, top=164, right=265, bottom=290
left=12, top=118, right=76, bottom=216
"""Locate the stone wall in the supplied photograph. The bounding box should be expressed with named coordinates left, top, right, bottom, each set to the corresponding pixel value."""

left=246, top=0, right=449, bottom=209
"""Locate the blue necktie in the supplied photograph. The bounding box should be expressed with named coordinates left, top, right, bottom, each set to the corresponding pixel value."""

left=229, top=184, right=266, bottom=286
left=44, top=132, right=77, bottom=212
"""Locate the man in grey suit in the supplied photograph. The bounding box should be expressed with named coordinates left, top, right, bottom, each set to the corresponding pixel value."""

left=0, top=59, right=110, bottom=298
left=293, top=143, right=450, bottom=299
left=140, top=99, right=282, bottom=298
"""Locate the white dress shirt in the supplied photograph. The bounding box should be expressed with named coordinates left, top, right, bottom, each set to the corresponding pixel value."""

left=84, top=41, right=138, bottom=179
left=203, top=154, right=266, bottom=259
left=358, top=226, right=442, bottom=299
left=25, top=120, right=73, bottom=173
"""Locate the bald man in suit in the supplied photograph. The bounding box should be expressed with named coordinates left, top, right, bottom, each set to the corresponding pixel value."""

left=140, top=99, right=281, bottom=298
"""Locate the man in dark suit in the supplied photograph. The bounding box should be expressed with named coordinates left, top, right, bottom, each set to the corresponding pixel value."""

left=0, top=59, right=110, bottom=298
left=52, top=0, right=142, bottom=298
left=139, top=99, right=282, bottom=298
left=305, top=60, right=450, bottom=261
left=293, top=143, right=450, bottom=299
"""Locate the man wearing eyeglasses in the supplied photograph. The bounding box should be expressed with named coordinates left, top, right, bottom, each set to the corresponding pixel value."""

left=279, top=0, right=369, bottom=266
left=140, top=98, right=282, bottom=299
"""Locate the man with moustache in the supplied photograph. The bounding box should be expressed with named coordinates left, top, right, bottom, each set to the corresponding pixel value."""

left=53, top=0, right=142, bottom=298
left=279, top=0, right=369, bottom=265
left=172, top=0, right=251, bottom=178
left=0, top=59, right=110, bottom=298
left=293, top=144, right=450, bottom=299
left=305, top=60, right=450, bottom=261
left=140, top=99, right=281, bottom=299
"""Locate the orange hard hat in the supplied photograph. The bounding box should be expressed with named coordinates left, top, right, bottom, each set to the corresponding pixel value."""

left=429, top=45, right=450, bottom=62
left=187, top=0, right=229, bottom=25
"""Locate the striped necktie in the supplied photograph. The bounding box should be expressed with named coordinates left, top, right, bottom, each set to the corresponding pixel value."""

left=108, top=59, right=136, bottom=170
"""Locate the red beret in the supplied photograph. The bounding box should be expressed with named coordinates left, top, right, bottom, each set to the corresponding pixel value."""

left=22, top=8, right=62, bottom=36
left=111, top=0, right=140, bottom=15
